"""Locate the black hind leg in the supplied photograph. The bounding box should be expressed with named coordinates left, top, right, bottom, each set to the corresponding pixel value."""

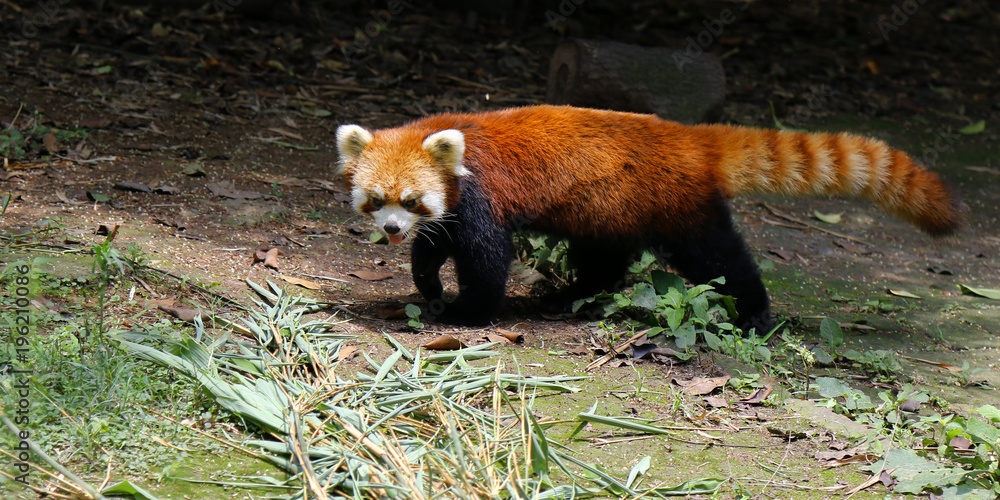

left=541, top=238, right=634, bottom=314
left=659, top=202, right=772, bottom=332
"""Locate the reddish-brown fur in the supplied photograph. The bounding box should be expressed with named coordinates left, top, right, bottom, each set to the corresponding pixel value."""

left=338, top=105, right=963, bottom=328
left=352, top=105, right=962, bottom=237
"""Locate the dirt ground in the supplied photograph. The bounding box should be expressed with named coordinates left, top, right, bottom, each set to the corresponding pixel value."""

left=1, top=1, right=999, bottom=496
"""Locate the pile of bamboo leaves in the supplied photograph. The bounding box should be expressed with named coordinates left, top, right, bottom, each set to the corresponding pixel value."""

left=120, top=282, right=721, bottom=499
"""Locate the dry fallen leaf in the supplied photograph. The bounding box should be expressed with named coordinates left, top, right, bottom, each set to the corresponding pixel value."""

left=337, top=345, right=359, bottom=362
left=740, top=385, right=773, bottom=404
left=495, top=328, right=523, bottom=343
left=349, top=270, right=394, bottom=281
left=114, top=181, right=152, bottom=193
left=95, top=222, right=122, bottom=240
left=422, top=334, right=464, bottom=351
left=674, top=376, right=730, bottom=396
left=56, top=189, right=86, bottom=205
left=949, top=435, right=972, bottom=450
left=263, top=248, right=280, bottom=269
left=377, top=306, right=408, bottom=320
left=158, top=305, right=205, bottom=323
left=704, top=396, right=728, bottom=408
left=485, top=333, right=510, bottom=344
left=280, top=275, right=322, bottom=290
left=43, top=133, right=58, bottom=153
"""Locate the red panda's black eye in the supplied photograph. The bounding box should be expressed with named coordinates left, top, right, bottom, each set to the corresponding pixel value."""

left=370, top=198, right=385, bottom=209
left=402, top=199, right=418, bottom=210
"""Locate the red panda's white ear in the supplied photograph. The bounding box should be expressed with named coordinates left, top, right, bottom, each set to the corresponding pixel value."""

left=422, top=129, right=469, bottom=177
left=336, top=125, right=374, bottom=173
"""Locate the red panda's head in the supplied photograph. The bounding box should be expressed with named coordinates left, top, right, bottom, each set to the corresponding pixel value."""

left=336, top=124, right=469, bottom=245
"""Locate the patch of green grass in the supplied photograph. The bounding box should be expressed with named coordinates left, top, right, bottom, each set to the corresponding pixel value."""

left=0, top=109, right=89, bottom=161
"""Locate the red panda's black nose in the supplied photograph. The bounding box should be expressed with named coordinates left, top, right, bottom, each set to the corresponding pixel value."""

left=384, top=222, right=401, bottom=234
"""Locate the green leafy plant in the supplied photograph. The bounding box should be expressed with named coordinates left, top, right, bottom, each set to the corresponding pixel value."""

left=0, top=111, right=90, bottom=161
left=863, top=405, right=1000, bottom=497
left=513, top=233, right=573, bottom=282
left=404, top=303, right=424, bottom=329
left=573, top=269, right=738, bottom=349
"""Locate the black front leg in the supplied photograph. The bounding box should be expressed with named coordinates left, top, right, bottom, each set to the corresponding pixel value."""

left=411, top=230, right=450, bottom=302
left=418, top=181, right=512, bottom=326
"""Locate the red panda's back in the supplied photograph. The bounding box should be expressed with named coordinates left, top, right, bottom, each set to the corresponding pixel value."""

left=407, top=106, right=723, bottom=239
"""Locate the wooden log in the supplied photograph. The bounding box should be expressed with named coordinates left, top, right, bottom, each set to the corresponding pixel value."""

left=546, top=39, right=726, bottom=124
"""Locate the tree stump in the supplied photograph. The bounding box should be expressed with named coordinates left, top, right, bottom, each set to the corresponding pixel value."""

left=546, top=39, right=726, bottom=124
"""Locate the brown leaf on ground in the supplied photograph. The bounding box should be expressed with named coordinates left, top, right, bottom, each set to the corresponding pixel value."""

left=949, top=435, right=972, bottom=450
left=43, top=133, right=57, bottom=153
left=495, top=328, right=523, bottom=343
left=280, top=275, right=322, bottom=290
left=377, top=306, right=408, bottom=320
left=115, top=181, right=152, bottom=193
left=674, top=376, right=730, bottom=396
left=349, top=270, right=393, bottom=281
left=158, top=305, right=205, bottom=322
left=262, top=248, right=281, bottom=269
left=422, top=334, right=464, bottom=351
left=56, top=190, right=86, bottom=205
left=740, top=385, right=773, bottom=404
left=704, top=396, right=728, bottom=408
left=95, top=222, right=122, bottom=241
left=338, top=345, right=359, bottom=361
left=154, top=214, right=187, bottom=230
left=251, top=246, right=282, bottom=267
left=485, top=333, right=510, bottom=344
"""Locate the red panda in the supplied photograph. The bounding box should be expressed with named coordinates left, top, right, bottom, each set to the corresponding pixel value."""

left=336, top=105, right=963, bottom=329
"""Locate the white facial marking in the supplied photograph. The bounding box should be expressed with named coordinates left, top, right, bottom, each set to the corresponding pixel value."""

left=372, top=205, right=418, bottom=237
left=350, top=187, right=367, bottom=213
left=422, top=192, right=446, bottom=219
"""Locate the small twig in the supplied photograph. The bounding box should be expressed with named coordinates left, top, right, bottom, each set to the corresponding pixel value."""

left=585, top=329, right=652, bottom=371
left=759, top=203, right=868, bottom=244
left=438, top=73, right=500, bottom=92
left=5, top=102, right=24, bottom=131
left=299, top=272, right=351, bottom=283
left=145, top=266, right=247, bottom=310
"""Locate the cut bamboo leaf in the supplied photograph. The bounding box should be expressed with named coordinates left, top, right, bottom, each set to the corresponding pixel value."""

left=958, top=283, right=1000, bottom=300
